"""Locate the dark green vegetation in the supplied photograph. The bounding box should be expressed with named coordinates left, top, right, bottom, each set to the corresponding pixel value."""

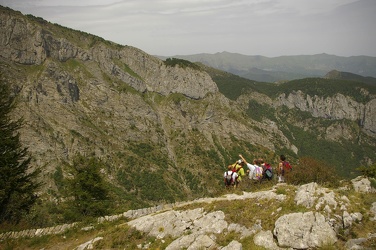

left=325, top=70, right=376, bottom=87
left=66, top=155, right=110, bottom=218
left=0, top=80, right=40, bottom=224
left=164, top=58, right=201, bottom=70
left=357, top=163, right=376, bottom=179
left=285, top=157, right=340, bottom=187
left=208, top=64, right=376, bottom=103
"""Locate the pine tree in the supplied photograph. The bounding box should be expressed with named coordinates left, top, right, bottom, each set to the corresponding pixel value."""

left=0, top=80, right=40, bottom=223
left=69, top=154, right=109, bottom=217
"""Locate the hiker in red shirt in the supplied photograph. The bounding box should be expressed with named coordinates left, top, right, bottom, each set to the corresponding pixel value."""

left=278, top=155, right=292, bottom=183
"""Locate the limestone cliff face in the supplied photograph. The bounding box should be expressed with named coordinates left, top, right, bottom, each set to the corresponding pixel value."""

left=0, top=10, right=218, bottom=99
left=275, top=91, right=376, bottom=136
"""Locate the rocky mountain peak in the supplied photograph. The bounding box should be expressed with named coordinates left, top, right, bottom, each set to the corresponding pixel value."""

left=0, top=6, right=218, bottom=99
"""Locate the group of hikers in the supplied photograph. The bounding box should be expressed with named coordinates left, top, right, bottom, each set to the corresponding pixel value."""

left=223, top=154, right=292, bottom=188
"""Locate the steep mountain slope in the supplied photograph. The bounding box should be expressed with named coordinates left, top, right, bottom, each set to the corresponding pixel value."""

left=0, top=6, right=292, bottom=212
left=162, top=51, right=376, bottom=82
left=0, top=5, right=375, bottom=221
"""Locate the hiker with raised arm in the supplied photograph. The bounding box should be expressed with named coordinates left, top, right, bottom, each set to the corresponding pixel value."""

left=239, top=154, right=263, bottom=182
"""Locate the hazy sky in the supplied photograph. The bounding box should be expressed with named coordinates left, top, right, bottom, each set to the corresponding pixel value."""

left=1, top=0, right=375, bottom=57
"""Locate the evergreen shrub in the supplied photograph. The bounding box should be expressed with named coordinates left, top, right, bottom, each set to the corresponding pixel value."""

left=356, top=163, right=376, bottom=179
left=0, top=80, right=41, bottom=224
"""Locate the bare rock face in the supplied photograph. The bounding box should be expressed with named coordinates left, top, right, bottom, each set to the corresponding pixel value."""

left=118, top=46, right=219, bottom=99
left=371, top=202, right=376, bottom=221
left=351, top=176, right=375, bottom=193
left=253, top=230, right=281, bottom=250
left=295, top=182, right=338, bottom=212
left=220, top=240, right=242, bottom=250
left=127, top=208, right=237, bottom=249
left=294, top=182, right=319, bottom=208
left=276, top=91, right=376, bottom=136
left=273, top=211, right=337, bottom=249
left=364, top=99, right=376, bottom=134
left=0, top=11, right=218, bottom=100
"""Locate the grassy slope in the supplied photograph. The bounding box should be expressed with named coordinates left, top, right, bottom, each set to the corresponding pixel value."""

left=2, top=180, right=375, bottom=250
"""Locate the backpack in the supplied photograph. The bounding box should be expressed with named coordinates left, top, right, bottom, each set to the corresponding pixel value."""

left=255, top=166, right=263, bottom=180
left=264, top=163, right=272, bottom=170
left=225, top=171, right=234, bottom=186
left=233, top=163, right=242, bottom=173
left=283, top=161, right=292, bottom=171
left=263, top=163, right=273, bottom=179
left=264, top=168, right=273, bottom=180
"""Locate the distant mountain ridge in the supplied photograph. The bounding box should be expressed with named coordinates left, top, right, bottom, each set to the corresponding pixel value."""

left=325, top=70, right=376, bottom=86
left=158, top=52, right=376, bottom=82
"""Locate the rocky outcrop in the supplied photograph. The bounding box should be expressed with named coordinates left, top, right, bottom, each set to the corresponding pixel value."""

left=345, top=234, right=376, bottom=250
left=1, top=177, right=376, bottom=249
left=371, top=202, right=376, bottom=221
left=0, top=9, right=217, bottom=100
left=274, top=212, right=337, bottom=249
left=276, top=91, right=376, bottom=136
left=294, top=182, right=339, bottom=212
left=129, top=208, right=226, bottom=249
left=0, top=223, right=77, bottom=240
left=75, top=237, right=103, bottom=250
left=351, top=176, right=376, bottom=193
left=254, top=230, right=281, bottom=250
